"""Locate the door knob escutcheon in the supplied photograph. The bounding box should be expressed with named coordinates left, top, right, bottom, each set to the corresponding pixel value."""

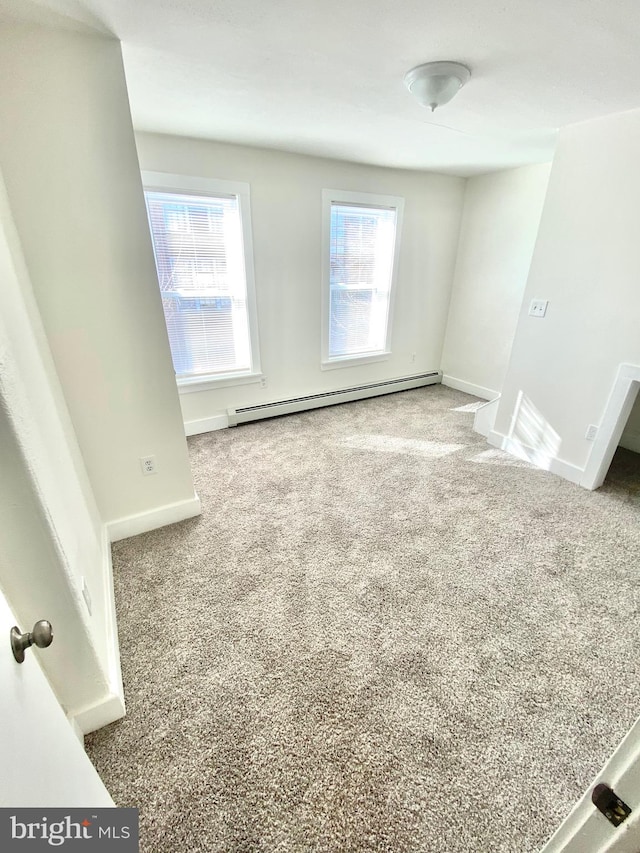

left=10, top=620, right=53, bottom=663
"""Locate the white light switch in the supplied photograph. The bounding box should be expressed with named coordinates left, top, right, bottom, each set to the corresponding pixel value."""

left=529, top=299, right=548, bottom=318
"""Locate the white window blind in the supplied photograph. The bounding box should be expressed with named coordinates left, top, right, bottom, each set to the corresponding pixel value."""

left=328, top=202, right=398, bottom=359
left=144, top=189, right=253, bottom=381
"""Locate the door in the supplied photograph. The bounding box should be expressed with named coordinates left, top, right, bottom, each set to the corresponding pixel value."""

left=0, top=587, right=114, bottom=807
left=541, top=716, right=640, bottom=852
left=0, top=334, right=113, bottom=807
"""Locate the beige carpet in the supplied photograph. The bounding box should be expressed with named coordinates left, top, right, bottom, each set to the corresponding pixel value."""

left=86, top=386, right=640, bottom=852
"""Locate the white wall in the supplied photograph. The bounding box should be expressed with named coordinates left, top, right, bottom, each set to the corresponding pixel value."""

left=0, top=165, right=119, bottom=727
left=441, top=163, right=551, bottom=399
left=0, top=24, right=198, bottom=530
left=135, top=133, right=466, bottom=429
left=491, top=108, right=640, bottom=479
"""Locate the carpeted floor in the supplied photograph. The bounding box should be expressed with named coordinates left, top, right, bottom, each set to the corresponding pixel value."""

left=86, top=386, right=640, bottom=853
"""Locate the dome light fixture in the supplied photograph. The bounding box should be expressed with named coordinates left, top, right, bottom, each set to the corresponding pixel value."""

left=404, top=61, right=471, bottom=112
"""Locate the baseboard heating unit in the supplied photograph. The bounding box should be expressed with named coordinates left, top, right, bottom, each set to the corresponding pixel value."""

left=227, top=371, right=441, bottom=426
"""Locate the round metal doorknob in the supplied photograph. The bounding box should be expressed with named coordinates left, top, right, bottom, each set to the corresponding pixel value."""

left=10, top=620, right=53, bottom=664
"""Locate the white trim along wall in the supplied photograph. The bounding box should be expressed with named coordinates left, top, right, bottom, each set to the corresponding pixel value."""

left=441, top=374, right=499, bottom=401
left=107, top=494, right=202, bottom=542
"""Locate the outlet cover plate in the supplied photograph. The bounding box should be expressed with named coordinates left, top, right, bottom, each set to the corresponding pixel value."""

left=140, top=455, right=157, bottom=475
left=529, top=299, right=549, bottom=318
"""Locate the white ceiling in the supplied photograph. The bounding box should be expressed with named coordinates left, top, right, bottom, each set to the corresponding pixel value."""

left=5, top=0, right=640, bottom=175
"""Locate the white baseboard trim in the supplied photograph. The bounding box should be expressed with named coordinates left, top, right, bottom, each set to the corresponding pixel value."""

left=487, top=430, right=584, bottom=486
left=550, top=455, right=585, bottom=486
left=473, top=395, right=501, bottom=438
left=441, top=375, right=499, bottom=401
left=185, top=413, right=229, bottom=436
left=72, top=691, right=126, bottom=736
left=101, top=525, right=125, bottom=712
left=107, top=493, right=201, bottom=542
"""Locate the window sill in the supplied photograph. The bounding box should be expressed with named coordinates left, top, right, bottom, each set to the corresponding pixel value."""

left=321, top=352, right=390, bottom=371
left=177, top=372, right=263, bottom=394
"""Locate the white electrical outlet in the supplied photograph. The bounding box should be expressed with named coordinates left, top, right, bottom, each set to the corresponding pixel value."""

left=260, top=376, right=268, bottom=389
left=529, top=299, right=549, bottom=318
left=410, top=353, right=416, bottom=363
left=140, top=455, right=157, bottom=475
left=81, top=577, right=92, bottom=616
left=585, top=424, right=598, bottom=441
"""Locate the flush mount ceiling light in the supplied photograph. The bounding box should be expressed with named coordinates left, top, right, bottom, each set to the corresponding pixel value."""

left=404, top=61, right=471, bottom=112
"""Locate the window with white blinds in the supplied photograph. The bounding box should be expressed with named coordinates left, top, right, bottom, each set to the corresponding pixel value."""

left=322, top=190, right=403, bottom=365
left=143, top=174, right=260, bottom=387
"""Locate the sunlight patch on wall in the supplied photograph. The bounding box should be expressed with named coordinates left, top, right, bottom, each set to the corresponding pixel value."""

left=506, top=391, right=561, bottom=470
left=341, top=435, right=465, bottom=458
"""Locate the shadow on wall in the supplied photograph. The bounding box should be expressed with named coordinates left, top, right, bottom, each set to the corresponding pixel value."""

left=506, top=391, right=561, bottom=471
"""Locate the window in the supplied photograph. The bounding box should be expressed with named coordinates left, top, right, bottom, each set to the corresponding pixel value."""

left=143, top=172, right=260, bottom=391
left=321, top=189, right=403, bottom=367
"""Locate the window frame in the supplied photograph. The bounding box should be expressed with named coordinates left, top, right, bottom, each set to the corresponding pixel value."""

left=142, top=171, right=262, bottom=393
left=321, top=188, right=404, bottom=370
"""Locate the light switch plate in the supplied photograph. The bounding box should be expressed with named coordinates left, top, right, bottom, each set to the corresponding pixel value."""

left=529, top=299, right=548, bottom=318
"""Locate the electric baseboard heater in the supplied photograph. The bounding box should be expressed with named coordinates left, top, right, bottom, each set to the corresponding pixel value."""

left=227, top=371, right=441, bottom=426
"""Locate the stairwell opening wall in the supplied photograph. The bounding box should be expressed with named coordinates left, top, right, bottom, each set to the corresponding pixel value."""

left=441, top=163, right=551, bottom=400
left=134, top=132, right=466, bottom=432
left=620, top=395, right=640, bottom=454
left=492, top=108, right=640, bottom=481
